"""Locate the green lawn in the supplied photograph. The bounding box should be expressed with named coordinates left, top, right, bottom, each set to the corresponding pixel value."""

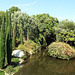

left=0, top=70, right=5, bottom=75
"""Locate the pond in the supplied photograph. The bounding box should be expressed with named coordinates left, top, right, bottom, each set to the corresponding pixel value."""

left=14, top=50, right=75, bottom=75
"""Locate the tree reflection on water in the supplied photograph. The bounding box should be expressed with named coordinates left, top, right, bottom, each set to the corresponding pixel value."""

left=15, top=50, right=75, bottom=75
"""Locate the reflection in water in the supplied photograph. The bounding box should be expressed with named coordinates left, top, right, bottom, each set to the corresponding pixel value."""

left=14, top=50, right=75, bottom=75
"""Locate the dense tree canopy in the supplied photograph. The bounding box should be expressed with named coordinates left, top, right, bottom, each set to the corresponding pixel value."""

left=9, top=6, right=21, bottom=13
left=32, top=14, right=59, bottom=47
left=11, top=12, right=59, bottom=47
left=55, top=19, right=75, bottom=45
left=11, top=11, right=36, bottom=47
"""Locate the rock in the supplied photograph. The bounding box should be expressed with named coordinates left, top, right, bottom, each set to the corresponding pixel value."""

left=19, top=58, right=24, bottom=64
left=12, top=50, right=24, bottom=57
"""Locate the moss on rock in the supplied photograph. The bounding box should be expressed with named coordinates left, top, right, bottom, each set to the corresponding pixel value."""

left=48, top=42, right=75, bottom=60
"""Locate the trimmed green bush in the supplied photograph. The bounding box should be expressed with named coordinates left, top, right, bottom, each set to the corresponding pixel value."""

left=24, top=40, right=41, bottom=54
left=48, top=42, right=75, bottom=60
left=17, top=40, right=41, bottom=54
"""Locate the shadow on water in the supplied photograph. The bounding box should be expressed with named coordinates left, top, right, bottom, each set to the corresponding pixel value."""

left=14, top=50, right=75, bottom=75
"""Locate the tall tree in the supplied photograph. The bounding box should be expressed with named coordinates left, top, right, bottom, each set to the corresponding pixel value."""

left=5, top=10, right=8, bottom=65
left=12, top=22, right=17, bottom=48
left=32, top=14, right=59, bottom=47
left=20, top=23, right=23, bottom=44
left=0, top=11, right=5, bottom=31
left=9, top=6, right=21, bottom=13
left=11, top=11, right=30, bottom=44
left=0, top=16, right=5, bottom=68
left=7, top=12, right=12, bottom=64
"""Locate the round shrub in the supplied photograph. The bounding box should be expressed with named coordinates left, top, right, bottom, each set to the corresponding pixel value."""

left=24, top=40, right=41, bottom=54
left=17, top=40, right=41, bottom=55
left=48, top=42, right=75, bottom=60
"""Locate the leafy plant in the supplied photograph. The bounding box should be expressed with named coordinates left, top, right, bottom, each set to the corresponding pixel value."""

left=55, top=20, right=75, bottom=45
left=48, top=42, right=75, bottom=60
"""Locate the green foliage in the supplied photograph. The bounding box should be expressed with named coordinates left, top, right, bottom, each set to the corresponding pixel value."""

left=32, top=14, right=59, bottom=47
left=17, top=44, right=26, bottom=52
left=24, top=40, right=41, bottom=54
left=55, top=20, right=75, bottom=45
left=11, top=58, right=20, bottom=63
left=5, top=65, right=19, bottom=75
left=11, top=11, right=30, bottom=45
left=5, top=10, right=8, bottom=65
left=17, top=40, right=41, bottom=55
left=20, top=24, right=23, bottom=44
left=12, top=22, right=17, bottom=48
left=0, top=70, right=5, bottom=75
left=11, top=12, right=59, bottom=48
left=9, top=6, right=21, bottom=13
left=0, top=11, right=5, bottom=28
left=48, top=42, right=75, bottom=60
left=7, top=12, right=12, bottom=65
left=0, top=17, right=5, bottom=68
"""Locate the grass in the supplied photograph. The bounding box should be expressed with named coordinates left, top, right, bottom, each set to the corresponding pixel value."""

left=3, top=57, right=20, bottom=75
left=11, top=57, right=20, bottom=63
left=0, top=70, right=5, bottom=75
left=4, top=65, right=20, bottom=75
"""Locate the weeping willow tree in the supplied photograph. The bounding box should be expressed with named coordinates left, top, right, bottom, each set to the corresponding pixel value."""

left=0, top=16, right=5, bottom=68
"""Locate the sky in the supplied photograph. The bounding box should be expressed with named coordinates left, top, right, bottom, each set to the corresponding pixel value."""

left=0, top=0, right=75, bottom=21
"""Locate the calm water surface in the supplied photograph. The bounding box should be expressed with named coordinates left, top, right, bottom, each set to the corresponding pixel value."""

left=14, top=50, right=75, bottom=75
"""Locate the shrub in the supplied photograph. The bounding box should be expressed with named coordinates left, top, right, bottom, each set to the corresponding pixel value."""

left=17, top=44, right=26, bottom=52
left=48, top=42, right=75, bottom=60
left=24, top=40, right=41, bottom=54
left=17, top=40, right=41, bottom=55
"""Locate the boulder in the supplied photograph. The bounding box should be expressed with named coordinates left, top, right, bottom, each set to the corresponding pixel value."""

left=12, top=50, right=24, bottom=57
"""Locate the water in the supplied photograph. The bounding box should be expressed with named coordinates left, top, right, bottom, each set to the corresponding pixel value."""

left=15, top=50, right=75, bottom=75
